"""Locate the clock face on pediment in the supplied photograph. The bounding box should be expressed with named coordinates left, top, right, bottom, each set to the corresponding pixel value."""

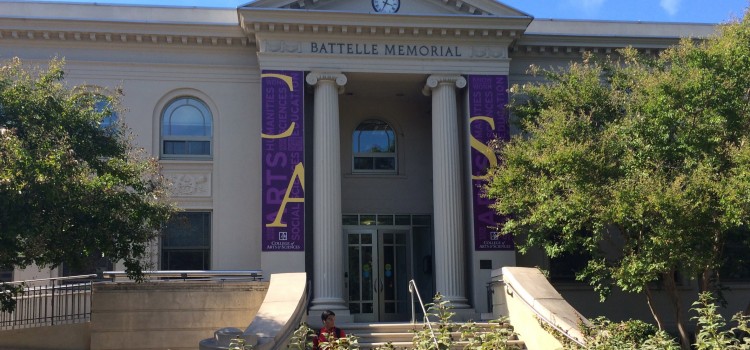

left=242, top=0, right=531, bottom=18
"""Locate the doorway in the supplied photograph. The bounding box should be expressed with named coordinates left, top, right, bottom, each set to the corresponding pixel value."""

left=345, top=228, right=411, bottom=322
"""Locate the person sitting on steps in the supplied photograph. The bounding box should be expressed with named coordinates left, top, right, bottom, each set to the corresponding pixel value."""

left=313, top=310, right=345, bottom=349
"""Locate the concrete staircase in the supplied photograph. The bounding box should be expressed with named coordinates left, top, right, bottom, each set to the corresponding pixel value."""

left=339, top=322, right=526, bottom=349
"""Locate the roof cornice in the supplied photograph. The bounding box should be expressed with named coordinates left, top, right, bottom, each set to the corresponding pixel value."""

left=243, top=0, right=532, bottom=17
left=239, top=8, right=532, bottom=40
left=0, top=18, right=249, bottom=47
left=0, top=1, right=248, bottom=47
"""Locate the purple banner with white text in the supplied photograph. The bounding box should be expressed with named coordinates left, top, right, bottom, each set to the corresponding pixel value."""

left=468, top=75, right=514, bottom=251
left=261, top=70, right=305, bottom=251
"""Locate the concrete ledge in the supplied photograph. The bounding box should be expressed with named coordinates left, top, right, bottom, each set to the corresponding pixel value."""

left=501, top=267, right=589, bottom=350
left=0, top=322, right=90, bottom=350
left=200, top=272, right=308, bottom=350
left=244, top=272, right=307, bottom=350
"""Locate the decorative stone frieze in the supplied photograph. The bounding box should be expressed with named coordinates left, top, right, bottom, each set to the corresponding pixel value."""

left=0, top=29, right=249, bottom=47
left=164, top=172, right=212, bottom=197
left=262, top=40, right=302, bottom=53
left=470, top=46, right=508, bottom=58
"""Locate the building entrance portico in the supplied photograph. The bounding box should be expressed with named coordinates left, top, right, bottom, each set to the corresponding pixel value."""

left=247, top=0, right=525, bottom=319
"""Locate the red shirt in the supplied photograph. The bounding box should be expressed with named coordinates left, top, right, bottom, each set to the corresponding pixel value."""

left=313, top=326, right=345, bottom=349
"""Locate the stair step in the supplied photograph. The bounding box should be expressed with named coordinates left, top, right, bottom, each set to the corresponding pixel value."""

left=358, top=340, right=526, bottom=349
left=332, top=322, right=524, bottom=349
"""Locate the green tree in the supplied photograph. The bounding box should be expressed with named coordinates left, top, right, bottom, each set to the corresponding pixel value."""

left=486, top=9, right=750, bottom=349
left=0, top=58, right=174, bottom=311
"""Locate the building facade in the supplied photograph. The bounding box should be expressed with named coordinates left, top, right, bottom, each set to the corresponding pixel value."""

left=3, top=0, right=740, bottom=324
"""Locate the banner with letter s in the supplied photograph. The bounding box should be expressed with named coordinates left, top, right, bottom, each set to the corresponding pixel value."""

left=468, top=75, right=514, bottom=251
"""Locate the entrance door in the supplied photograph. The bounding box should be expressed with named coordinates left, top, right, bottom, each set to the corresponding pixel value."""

left=346, top=229, right=411, bottom=322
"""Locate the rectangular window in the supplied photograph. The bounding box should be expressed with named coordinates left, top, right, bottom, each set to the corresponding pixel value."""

left=549, top=251, right=590, bottom=283
left=720, top=228, right=750, bottom=282
left=161, top=212, right=211, bottom=270
left=0, top=269, right=12, bottom=282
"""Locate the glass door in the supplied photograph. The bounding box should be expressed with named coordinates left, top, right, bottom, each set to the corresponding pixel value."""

left=378, top=229, right=411, bottom=321
left=345, top=229, right=411, bottom=322
left=346, top=229, right=377, bottom=323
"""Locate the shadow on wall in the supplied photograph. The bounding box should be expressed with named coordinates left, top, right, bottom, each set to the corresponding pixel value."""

left=200, top=272, right=308, bottom=350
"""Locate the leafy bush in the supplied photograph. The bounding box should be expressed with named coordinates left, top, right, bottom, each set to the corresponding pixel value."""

left=562, top=292, right=750, bottom=349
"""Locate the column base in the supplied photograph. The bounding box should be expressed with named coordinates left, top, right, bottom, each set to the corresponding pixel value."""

left=442, top=295, right=471, bottom=309
left=452, top=308, right=481, bottom=322
left=308, top=303, right=352, bottom=323
left=309, top=297, right=349, bottom=311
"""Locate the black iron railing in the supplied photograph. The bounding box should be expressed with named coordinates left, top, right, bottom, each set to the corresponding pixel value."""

left=0, top=274, right=97, bottom=330
left=0, top=270, right=264, bottom=330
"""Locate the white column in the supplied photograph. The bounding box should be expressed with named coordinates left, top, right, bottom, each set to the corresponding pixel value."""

left=423, top=74, right=470, bottom=308
left=306, top=72, right=348, bottom=312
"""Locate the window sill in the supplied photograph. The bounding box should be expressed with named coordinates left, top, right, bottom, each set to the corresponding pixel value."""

left=160, top=159, right=214, bottom=165
left=344, top=173, right=407, bottom=179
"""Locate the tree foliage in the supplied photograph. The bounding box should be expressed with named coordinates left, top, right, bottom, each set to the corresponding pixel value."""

left=0, top=58, right=174, bottom=311
left=486, top=8, right=750, bottom=347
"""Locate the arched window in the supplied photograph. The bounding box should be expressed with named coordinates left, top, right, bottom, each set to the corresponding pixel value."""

left=160, top=97, right=212, bottom=158
left=352, top=119, right=396, bottom=173
left=95, top=98, right=118, bottom=131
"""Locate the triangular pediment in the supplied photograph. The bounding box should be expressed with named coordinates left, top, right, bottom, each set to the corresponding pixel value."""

left=242, top=0, right=531, bottom=18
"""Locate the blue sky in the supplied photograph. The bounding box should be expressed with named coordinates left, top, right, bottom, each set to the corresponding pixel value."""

left=36, top=0, right=748, bottom=24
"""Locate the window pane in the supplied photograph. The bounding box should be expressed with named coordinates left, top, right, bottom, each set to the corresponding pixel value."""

left=353, top=120, right=395, bottom=153
left=0, top=269, right=12, bottom=282
left=162, top=98, right=212, bottom=137
left=95, top=99, right=118, bottom=130
left=164, top=141, right=186, bottom=155
left=161, top=250, right=209, bottom=270
left=354, top=157, right=374, bottom=170
left=363, top=303, right=373, bottom=313
left=377, top=215, right=393, bottom=225
left=348, top=234, right=360, bottom=244
left=360, top=215, right=376, bottom=226
left=187, top=141, right=211, bottom=155
left=343, top=215, right=359, bottom=225
left=374, top=157, right=396, bottom=170
left=412, top=215, right=431, bottom=226
left=395, top=215, right=411, bottom=225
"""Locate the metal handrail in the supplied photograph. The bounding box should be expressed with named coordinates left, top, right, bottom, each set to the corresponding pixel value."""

left=4, top=274, right=98, bottom=286
left=408, top=279, right=440, bottom=349
left=102, top=270, right=263, bottom=281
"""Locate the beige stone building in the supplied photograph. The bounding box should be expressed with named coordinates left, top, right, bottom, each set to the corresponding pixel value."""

left=1, top=0, right=747, bottom=327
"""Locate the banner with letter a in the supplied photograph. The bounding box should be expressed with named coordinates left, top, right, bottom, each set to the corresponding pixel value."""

left=468, top=75, right=514, bottom=251
left=261, top=70, right=305, bottom=251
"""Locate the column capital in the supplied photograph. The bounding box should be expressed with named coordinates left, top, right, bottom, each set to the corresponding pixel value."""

left=306, top=72, right=348, bottom=94
left=422, top=74, right=467, bottom=96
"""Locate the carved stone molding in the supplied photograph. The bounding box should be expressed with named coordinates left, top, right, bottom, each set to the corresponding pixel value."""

left=164, top=172, right=212, bottom=197
left=306, top=72, right=348, bottom=94
left=263, top=40, right=302, bottom=53
left=0, top=29, right=249, bottom=47
left=470, top=46, right=508, bottom=58
left=422, top=74, right=467, bottom=96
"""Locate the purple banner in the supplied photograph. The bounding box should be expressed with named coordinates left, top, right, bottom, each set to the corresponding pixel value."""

left=261, top=70, right=305, bottom=251
left=468, top=75, right=514, bottom=251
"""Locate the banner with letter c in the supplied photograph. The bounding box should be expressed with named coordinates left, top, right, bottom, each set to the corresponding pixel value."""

left=468, top=75, right=514, bottom=251
left=261, top=70, right=305, bottom=251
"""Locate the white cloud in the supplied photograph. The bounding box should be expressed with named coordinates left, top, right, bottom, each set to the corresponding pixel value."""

left=660, top=0, right=681, bottom=16
left=567, top=0, right=605, bottom=15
